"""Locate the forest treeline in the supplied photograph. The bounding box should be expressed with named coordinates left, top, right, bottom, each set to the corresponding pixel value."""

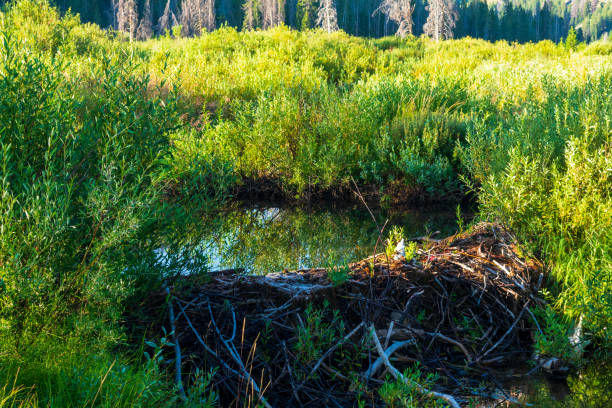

left=6, top=0, right=611, bottom=42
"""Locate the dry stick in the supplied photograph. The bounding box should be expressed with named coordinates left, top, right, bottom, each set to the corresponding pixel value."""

left=301, top=322, right=365, bottom=386
left=350, top=177, right=389, bottom=272
left=369, top=325, right=461, bottom=408
left=526, top=307, right=543, bottom=336
left=90, top=359, right=116, bottom=408
left=176, top=302, right=240, bottom=377
left=282, top=341, right=304, bottom=407
left=429, top=332, right=473, bottom=364
left=207, top=302, right=273, bottom=408
left=363, top=339, right=415, bottom=378
left=350, top=177, right=381, bottom=383
left=350, top=176, right=380, bottom=231
left=290, top=323, right=366, bottom=404
left=384, top=321, right=394, bottom=349
left=321, top=362, right=352, bottom=383
left=173, top=295, right=202, bottom=320
left=165, top=287, right=186, bottom=400
left=480, top=300, right=530, bottom=360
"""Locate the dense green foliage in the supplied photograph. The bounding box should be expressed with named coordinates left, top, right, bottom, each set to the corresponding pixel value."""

left=0, top=0, right=610, bottom=405
left=0, top=1, right=221, bottom=406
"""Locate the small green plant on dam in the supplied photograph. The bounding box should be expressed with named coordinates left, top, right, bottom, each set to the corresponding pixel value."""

left=327, top=263, right=352, bottom=287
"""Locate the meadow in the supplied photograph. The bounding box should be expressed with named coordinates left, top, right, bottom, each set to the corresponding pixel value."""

left=0, top=0, right=610, bottom=406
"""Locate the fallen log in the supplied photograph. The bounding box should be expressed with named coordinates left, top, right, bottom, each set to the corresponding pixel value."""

left=140, top=223, right=544, bottom=407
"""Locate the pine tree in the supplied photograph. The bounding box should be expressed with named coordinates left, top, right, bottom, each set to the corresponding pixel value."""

left=316, top=0, right=339, bottom=32
left=373, top=0, right=415, bottom=37
left=136, top=0, right=154, bottom=40
left=298, top=0, right=315, bottom=30
left=565, top=25, right=578, bottom=49
left=423, top=0, right=458, bottom=40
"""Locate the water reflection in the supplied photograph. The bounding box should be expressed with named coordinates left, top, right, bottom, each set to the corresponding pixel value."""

left=193, top=205, right=459, bottom=274
left=503, top=360, right=612, bottom=407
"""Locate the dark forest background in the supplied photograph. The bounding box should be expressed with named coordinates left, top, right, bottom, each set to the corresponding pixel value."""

left=2, top=0, right=611, bottom=42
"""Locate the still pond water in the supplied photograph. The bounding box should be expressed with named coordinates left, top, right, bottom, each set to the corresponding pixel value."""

left=158, top=204, right=610, bottom=407
left=189, top=204, right=460, bottom=274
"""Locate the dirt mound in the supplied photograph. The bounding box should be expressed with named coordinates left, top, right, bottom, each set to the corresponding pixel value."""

left=142, top=223, right=544, bottom=406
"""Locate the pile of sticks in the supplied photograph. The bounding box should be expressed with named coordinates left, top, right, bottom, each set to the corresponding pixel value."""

left=143, top=223, right=544, bottom=406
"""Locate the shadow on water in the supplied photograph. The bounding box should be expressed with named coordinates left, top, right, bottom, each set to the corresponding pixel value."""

left=497, top=360, right=612, bottom=407
left=177, top=204, right=461, bottom=274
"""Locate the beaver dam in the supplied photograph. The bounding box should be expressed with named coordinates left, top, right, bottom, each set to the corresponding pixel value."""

left=142, top=223, right=547, bottom=407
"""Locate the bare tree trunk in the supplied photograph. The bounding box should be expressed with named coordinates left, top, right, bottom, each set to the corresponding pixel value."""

left=260, top=0, right=283, bottom=28
left=423, top=0, right=457, bottom=40
left=206, top=0, right=216, bottom=31
left=111, top=0, right=119, bottom=29
left=180, top=0, right=194, bottom=36
left=316, top=0, right=339, bottom=32
left=373, top=0, right=415, bottom=38
left=159, top=0, right=179, bottom=35
left=136, top=0, right=154, bottom=40
left=116, top=0, right=139, bottom=41
left=243, top=0, right=260, bottom=30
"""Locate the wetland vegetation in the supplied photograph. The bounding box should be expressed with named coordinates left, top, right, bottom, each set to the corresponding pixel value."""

left=0, top=0, right=610, bottom=406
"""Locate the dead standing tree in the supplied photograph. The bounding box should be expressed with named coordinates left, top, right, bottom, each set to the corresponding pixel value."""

left=373, top=0, right=415, bottom=38
left=423, top=0, right=458, bottom=40
left=316, top=0, right=340, bottom=32
left=260, top=0, right=285, bottom=29
left=115, top=0, right=139, bottom=41
left=136, top=0, right=154, bottom=40
left=181, top=0, right=216, bottom=37
left=158, top=0, right=179, bottom=36
left=243, top=0, right=260, bottom=30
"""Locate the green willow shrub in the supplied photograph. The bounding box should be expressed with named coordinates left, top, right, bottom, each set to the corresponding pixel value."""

left=0, top=17, right=189, bottom=404
left=467, top=75, right=612, bottom=345
left=0, top=40, right=178, bottom=342
left=584, top=39, right=612, bottom=56
left=392, top=111, right=466, bottom=196
left=164, top=129, right=237, bottom=207
left=378, top=364, right=443, bottom=408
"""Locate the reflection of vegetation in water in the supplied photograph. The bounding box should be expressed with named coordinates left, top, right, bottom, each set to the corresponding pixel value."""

left=518, top=361, right=612, bottom=407
left=191, top=206, right=458, bottom=274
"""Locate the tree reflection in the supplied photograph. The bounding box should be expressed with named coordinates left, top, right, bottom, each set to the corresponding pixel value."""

left=191, top=205, right=458, bottom=274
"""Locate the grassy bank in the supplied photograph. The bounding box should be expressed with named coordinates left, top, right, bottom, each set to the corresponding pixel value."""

left=0, top=0, right=610, bottom=405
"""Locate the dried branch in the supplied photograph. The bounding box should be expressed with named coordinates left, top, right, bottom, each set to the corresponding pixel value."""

left=165, top=287, right=186, bottom=399
left=369, top=324, right=461, bottom=408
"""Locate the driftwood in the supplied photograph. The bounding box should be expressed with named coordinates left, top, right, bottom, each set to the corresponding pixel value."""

left=140, top=223, right=544, bottom=407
